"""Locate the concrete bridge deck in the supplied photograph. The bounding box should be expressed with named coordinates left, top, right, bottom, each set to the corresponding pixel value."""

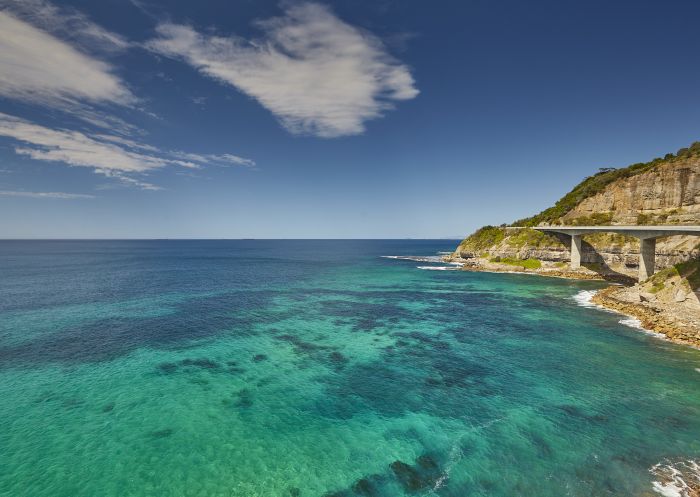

left=533, top=225, right=700, bottom=281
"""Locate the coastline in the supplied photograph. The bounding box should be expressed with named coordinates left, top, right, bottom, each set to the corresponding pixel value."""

left=591, top=286, right=700, bottom=349
left=446, top=256, right=700, bottom=349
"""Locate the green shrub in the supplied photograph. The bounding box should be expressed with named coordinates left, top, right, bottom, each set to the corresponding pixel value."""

left=505, top=228, right=565, bottom=248
left=637, top=213, right=652, bottom=225
left=568, top=212, right=613, bottom=226
left=494, top=257, right=542, bottom=269
left=512, top=142, right=700, bottom=227
left=675, top=259, right=700, bottom=290
left=646, top=259, right=700, bottom=292
left=458, top=226, right=505, bottom=252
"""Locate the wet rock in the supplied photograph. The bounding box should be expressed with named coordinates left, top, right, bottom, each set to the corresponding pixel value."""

left=149, top=428, right=174, bottom=438
left=252, top=354, right=268, bottom=362
left=102, top=402, right=115, bottom=413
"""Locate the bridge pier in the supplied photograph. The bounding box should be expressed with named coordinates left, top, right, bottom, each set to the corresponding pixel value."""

left=570, top=234, right=582, bottom=269
left=534, top=225, right=700, bottom=283
left=638, top=238, right=656, bottom=282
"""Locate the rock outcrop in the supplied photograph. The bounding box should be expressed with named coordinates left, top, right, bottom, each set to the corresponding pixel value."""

left=562, top=155, right=700, bottom=224
left=452, top=144, right=700, bottom=278
left=450, top=142, right=700, bottom=346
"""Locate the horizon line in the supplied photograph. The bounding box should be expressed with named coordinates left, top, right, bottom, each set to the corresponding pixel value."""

left=0, top=237, right=463, bottom=241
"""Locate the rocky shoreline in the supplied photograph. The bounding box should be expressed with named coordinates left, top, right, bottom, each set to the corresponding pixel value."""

left=446, top=256, right=700, bottom=349
left=591, top=285, right=700, bottom=349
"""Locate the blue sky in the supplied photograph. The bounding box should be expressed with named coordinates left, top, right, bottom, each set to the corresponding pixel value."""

left=1, top=0, right=699, bottom=238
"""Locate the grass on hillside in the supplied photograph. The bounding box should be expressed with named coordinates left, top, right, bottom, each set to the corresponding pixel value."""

left=646, top=259, right=700, bottom=292
left=512, top=142, right=700, bottom=227
left=457, top=226, right=505, bottom=252
left=489, top=256, right=542, bottom=269
left=457, top=140, right=700, bottom=254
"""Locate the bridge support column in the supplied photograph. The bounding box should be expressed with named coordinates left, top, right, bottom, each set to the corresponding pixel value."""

left=638, top=238, right=656, bottom=281
left=571, top=234, right=582, bottom=269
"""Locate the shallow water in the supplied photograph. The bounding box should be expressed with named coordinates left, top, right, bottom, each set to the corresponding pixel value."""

left=0, top=240, right=698, bottom=497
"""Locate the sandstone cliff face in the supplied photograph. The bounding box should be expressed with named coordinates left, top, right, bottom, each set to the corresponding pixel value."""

left=561, top=156, right=700, bottom=224
left=469, top=236, right=699, bottom=272
left=453, top=153, right=700, bottom=274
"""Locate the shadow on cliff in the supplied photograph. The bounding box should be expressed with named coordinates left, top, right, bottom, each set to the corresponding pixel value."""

left=549, top=234, right=636, bottom=285
left=582, top=238, right=636, bottom=285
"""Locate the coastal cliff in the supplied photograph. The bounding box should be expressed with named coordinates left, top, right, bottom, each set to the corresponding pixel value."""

left=450, top=141, right=700, bottom=346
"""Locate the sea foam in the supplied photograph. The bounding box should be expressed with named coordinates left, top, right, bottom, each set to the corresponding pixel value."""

left=650, top=460, right=700, bottom=497
left=571, top=289, right=600, bottom=308
left=571, top=290, right=659, bottom=334
left=417, top=265, right=460, bottom=271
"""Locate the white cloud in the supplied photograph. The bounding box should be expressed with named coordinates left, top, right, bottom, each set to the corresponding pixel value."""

left=0, top=190, right=95, bottom=199
left=171, top=151, right=256, bottom=168
left=146, top=2, right=418, bottom=137
left=0, top=0, right=130, bottom=52
left=0, top=10, right=135, bottom=111
left=0, top=112, right=255, bottom=189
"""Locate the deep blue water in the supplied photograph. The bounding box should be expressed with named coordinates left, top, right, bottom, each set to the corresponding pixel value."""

left=0, top=240, right=699, bottom=497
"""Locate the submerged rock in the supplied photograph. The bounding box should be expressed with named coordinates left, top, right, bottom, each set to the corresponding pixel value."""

left=252, top=354, right=268, bottom=362
left=390, top=461, right=428, bottom=492
left=389, top=455, right=442, bottom=493
left=329, top=351, right=349, bottom=370
left=101, top=402, right=115, bottom=413
left=180, top=358, right=220, bottom=369
left=234, top=389, right=254, bottom=408
left=157, top=362, right=178, bottom=374
left=149, top=428, right=174, bottom=439
left=416, top=454, right=439, bottom=472
left=351, top=475, right=383, bottom=496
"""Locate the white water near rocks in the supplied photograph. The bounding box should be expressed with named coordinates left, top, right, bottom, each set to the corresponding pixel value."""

left=572, top=290, right=658, bottom=333
left=650, top=460, right=700, bottom=497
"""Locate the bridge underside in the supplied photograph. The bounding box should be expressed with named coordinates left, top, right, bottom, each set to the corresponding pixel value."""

left=536, top=226, right=700, bottom=282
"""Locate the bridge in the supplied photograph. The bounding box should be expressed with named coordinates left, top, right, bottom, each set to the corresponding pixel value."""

left=534, top=225, right=700, bottom=281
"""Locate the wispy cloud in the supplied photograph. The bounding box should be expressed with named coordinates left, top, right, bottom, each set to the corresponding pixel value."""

left=171, top=151, right=256, bottom=168
left=1, top=0, right=130, bottom=52
left=0, top=190, right=95, bottom=199
left=0, top=112, right=256, bottom=189
left=146, top=2, right=418, bottom=137
left=0, top=0, right=256, bottom=191
left=0, top=9, right=135, bottom=114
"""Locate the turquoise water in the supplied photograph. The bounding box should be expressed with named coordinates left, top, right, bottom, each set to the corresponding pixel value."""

left=0, top=240, right=699, bottom=497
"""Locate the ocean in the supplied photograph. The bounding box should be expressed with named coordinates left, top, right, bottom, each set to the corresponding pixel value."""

left=0, top=240, right=698, bottom=497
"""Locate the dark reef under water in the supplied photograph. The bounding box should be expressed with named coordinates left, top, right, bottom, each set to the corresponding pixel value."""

left=0, top=240, right=699, bottom=497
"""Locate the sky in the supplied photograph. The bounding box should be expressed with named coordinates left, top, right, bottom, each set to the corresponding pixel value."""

left=1, top=0, right=699, bottom=239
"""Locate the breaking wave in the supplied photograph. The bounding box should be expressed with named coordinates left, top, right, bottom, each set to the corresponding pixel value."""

left=650, top=459, right=700, bottom=497
left=417, top=266, right=460, bottom=271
